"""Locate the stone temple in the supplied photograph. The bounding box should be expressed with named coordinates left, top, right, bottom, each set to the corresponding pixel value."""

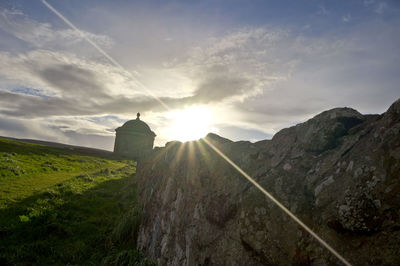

left=113, top=113, right=156, bottom=159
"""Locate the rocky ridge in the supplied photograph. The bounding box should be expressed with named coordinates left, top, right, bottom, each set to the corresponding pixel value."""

left=136, top=99, right=400, bottom=265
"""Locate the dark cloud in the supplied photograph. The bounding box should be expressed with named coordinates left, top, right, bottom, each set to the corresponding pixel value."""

left=0, top=63, right=255, bottom=118
left=191, top=75, right=252, bottom=103
left=0, top=91, right=90, bottom=117
left=37, top=64, right=109, bottom=99
left=1, top=4, right=400, bottom=148
left=0, top=116, right=27, bottom=132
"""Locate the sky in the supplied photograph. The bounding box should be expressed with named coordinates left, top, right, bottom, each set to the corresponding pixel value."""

left=0, top=0, right=399, bottom=150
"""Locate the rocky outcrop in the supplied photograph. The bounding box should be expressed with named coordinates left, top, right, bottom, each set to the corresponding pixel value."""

left=136, top=99, right=400, bottom=265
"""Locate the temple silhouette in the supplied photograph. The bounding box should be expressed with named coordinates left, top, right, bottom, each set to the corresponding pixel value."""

left=113, top=112, right=156, bottom=159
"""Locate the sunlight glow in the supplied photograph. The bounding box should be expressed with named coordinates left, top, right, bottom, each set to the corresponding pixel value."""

left=41, top=2, right=352, bottom=264
left=166, top=106, right=215, bottom=142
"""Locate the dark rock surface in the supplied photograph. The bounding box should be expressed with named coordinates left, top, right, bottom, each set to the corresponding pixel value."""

left=136, top=99, right=400, bottom=265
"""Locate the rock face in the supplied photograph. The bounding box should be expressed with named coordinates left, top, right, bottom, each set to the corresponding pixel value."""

left=136, top=99, right=400, bottom=265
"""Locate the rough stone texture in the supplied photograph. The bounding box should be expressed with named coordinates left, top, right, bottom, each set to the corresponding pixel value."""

left=136, top=99, right=400, bottom=266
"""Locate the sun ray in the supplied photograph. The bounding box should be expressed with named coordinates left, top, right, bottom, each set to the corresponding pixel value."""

left=41, top=2, right=352, bottom=264
left=172, top=142, right=187, bottom=167
left=150, top=140, right=176, bottom=164
left=186, top=141, right=198, bottom=177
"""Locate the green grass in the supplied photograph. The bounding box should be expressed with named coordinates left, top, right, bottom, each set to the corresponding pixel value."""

left=0, top=138, right=127, bottom=207
left=0, top=138, right=153, bottom=265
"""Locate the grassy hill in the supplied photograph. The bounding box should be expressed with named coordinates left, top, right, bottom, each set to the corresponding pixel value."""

left=0, top=137, right=152, bottom=265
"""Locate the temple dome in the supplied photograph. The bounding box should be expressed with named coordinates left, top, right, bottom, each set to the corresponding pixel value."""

left=115, top=113, right=156, bottom=136
left=113, top=112, right=156, bottom=159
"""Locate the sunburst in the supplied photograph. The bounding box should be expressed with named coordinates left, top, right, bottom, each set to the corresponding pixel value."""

left=166, top=106, right=214, bottom=142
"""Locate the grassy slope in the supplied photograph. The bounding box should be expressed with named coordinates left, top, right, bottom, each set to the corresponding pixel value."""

left=0, top=138, right=152, bottom=265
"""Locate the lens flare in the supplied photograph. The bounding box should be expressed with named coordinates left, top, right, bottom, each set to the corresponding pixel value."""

left=41, top=1, right=352, bottom=264
left=203, top=139, right=352, bottom=266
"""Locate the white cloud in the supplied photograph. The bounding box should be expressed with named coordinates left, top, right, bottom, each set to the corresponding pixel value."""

left=0, top=49, right=145, bottom=99
left=375, top=2, right=388, bottom=14
left=161, top=26, right=380, bottom=135
left=363, top=0, right=375, bottom=7
left=0, top=116, right=116, bottom=150
left=0, top=8, right=113, bottom=50
left=165, top=28, right=296, bottom=104
left=0, top=116, right=68, bottom=143
left=342, top=14, right=351, bottom=23
left=317, top=4, right=329, bottom=15
left=363, top=0, right=390, bottom=14
left=0, top=6, right=399, bottom=148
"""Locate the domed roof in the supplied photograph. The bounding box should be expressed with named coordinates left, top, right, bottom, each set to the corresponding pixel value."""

left=116, top=113, right=156, bottom=136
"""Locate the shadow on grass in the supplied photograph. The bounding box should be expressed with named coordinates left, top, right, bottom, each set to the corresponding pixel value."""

left=0, top=172, right=151, bottom=266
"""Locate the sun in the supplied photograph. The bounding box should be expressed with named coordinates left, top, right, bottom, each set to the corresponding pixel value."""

left=166, top=106, right=215, bottom=142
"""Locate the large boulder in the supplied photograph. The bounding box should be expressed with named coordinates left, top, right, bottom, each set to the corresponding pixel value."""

left=273, top=107, right=365, bottom=153
left=135, top=99, right=400, bottom=265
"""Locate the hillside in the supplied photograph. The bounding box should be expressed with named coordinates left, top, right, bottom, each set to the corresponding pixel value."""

left=0, top=138, right=152, bottom=265
left=0, top=136, right=114, bottom=157
left=136, top=99, right=400, bottom=265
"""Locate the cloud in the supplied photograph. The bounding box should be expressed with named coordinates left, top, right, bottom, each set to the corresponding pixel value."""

left=363, top=0, right=375, bottom=7
left=342, top=14, right=351, bottom=23
left=0, top=116, right=68, bottom=143
left=363, top=1, right=391, bottom=14
left=0, top=13, right=337, bottom=126
left=212, top=21, right=400, bottom=134
left=0, top=49, right=153, bottom=117
left=0, top=5, right=399, bottom=148
left=165, top=28, right=296, bottom=102
left=0, top=115, right=117, bottom=150
left=1, top=21, right=398, bottom=132
left=192, top=74, right=252, bottom=103
left=375, top=2, right=388, bottom=14
left=0, top=34, right=264, bottom=118
left=38, top=64, right=109, bottom=98
left=317, top=4, right=329, bottom=15
left=0, top=50, right=139, bottom=97
left=62, top=130, right=114, bottom=150
left=0, top=8, right=113, bottom=50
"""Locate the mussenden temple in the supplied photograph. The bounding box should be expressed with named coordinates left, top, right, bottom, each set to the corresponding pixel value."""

left=113, top=112, right=156, bottom=159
